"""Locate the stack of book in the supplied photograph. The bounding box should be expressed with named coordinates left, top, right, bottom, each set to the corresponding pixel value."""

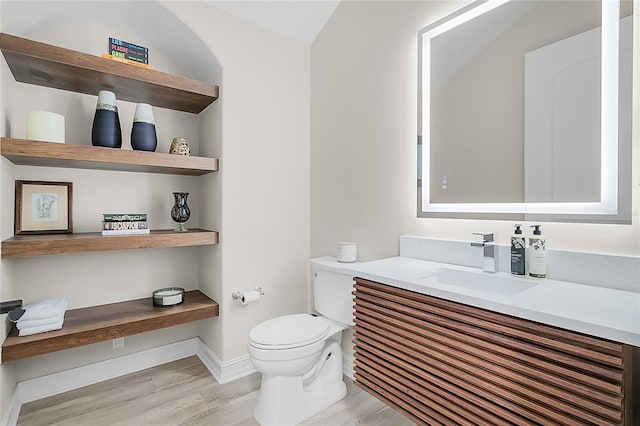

left=101, top=214, right=150, bottom=236
left=103, top=37, right=153, bottom=69
left=108, top=37, right=149, bottom=64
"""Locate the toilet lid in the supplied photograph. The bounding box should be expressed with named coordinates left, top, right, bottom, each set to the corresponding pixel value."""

left=249, top=314, right=329, bottom=349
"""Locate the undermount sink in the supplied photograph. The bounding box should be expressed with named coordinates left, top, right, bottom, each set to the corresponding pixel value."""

left=420, top=268, right=537, bottom=296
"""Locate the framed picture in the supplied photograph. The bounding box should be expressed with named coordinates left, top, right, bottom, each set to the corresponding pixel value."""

left=14, top=180, right=73, bottom=235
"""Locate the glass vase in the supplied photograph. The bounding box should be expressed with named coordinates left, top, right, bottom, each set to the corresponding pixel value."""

left=171, top=192, right=190, bottom=232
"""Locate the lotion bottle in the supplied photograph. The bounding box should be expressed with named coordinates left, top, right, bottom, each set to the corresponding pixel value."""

left=510, top=224, right=525, bottom=275
left=529, top=225, right=546, bottom=278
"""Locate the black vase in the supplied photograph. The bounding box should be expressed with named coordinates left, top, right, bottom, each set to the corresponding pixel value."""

left=91, top=91, right=122, bottom=148
left=171, top=192, right=190, bottom=232
left=131, top=122, right=157, bottom=151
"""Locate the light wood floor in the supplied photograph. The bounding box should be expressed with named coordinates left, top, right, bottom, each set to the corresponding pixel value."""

left=17, top=356, right=414, bottom=425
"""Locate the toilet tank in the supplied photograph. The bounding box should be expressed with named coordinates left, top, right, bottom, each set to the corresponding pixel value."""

left=311, top=258, right=355, bottom=326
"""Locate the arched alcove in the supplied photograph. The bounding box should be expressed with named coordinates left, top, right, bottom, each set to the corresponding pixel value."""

left=0, top=0, right=224, bottom=395
left=0, top=0, right=221, bottom=82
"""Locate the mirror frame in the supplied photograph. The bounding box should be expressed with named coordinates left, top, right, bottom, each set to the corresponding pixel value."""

left=417, top=0, right=632, bottom=223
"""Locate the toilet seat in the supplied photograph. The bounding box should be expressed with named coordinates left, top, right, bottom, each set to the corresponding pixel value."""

left=249, top=313, right=329, bottom=350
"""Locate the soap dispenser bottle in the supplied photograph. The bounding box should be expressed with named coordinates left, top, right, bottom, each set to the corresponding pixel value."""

left=529, top=225, right=546, bottom=278
left=510, top=224, right=525, bottom=276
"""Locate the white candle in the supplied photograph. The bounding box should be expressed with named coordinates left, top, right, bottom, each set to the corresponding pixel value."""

left=27, top=111, right=65, bottom=143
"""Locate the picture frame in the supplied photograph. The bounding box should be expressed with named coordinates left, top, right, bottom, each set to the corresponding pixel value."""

left=14, top=180, right=73, bottom=235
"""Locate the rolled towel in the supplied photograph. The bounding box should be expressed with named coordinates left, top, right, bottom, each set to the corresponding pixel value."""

left=14, top=297, right=68, bottom=322
left=18, top=319, right=64, bottom=336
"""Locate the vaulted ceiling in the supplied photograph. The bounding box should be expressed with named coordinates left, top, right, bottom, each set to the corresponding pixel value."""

left=205, top=1, right=341, bottom=45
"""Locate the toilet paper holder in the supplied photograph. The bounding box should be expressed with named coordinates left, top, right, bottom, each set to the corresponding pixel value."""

left=232, top=286, right=264, bottom=301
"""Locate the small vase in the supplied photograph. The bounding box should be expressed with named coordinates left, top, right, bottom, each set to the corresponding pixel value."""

left=171, top=192, right=190, bottom=232
left=91, top=90, right=122, bottom=148
left=131, top=103, right=157, bottom=152
left=131, top=122, right=157, bottom=151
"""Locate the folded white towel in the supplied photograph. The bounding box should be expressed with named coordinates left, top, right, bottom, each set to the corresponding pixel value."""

left=17, top=309, right=66, bottom=330
left=18, top=320, right=63, bottom=336
left=17, top=297, right=68, bottom=322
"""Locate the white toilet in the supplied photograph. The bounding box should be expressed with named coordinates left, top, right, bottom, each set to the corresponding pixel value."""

left=248, top=258, right=355, bottom=425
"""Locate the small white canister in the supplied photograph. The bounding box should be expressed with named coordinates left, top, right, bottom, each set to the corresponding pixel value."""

left=337, top=241, right=357, bottom=263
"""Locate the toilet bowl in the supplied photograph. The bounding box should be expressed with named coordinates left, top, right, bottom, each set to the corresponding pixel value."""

left=248, top=313, right=347, bottom=425
left=248, top=258, right=355, bottom=425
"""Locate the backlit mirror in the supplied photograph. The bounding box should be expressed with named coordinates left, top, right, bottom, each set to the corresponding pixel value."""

left=418, top=0, right=633, bottom=223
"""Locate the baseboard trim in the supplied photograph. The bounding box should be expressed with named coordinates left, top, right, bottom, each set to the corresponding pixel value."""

left=1, top=338, right=259, bottom=426
left=3, top=338, right=200, bottom=426
left=343, top=354, right=354, bottom=380
left=197, top=340, right=256, bottom=384
left=1, top=393, right=21, bottom=426
left=17, top=338, right=199, bottom=404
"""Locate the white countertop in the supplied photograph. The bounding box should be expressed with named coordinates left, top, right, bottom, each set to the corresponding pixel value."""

left=313, top=256, right=640, bottom=347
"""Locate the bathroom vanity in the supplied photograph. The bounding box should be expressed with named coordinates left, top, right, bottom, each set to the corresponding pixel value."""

left=353, top=277, right=637, bottom=425
left=330, top=253, right=640, bottom=426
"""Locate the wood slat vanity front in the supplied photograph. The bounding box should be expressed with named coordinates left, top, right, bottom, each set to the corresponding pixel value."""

left=353, top=278, right=639, bottom=426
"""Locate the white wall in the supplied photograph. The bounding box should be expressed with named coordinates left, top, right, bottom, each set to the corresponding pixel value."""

left=161, top=1, right=311, bottom=362
left=311, top=0, right=640, bottom=260
left=1, top=0, right=310, bottom=418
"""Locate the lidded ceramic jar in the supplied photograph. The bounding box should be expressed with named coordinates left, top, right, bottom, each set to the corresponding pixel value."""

left=169, top=137, right=190, bottom=155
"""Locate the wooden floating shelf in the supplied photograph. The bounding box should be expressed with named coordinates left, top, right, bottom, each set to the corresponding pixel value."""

left=1, top=229, right=218, bottom=258
left=0, top=33, right=218, bottom=114
left=1, top=290, right=219, bottom=362
left=1, top=138, right=218, bottom=175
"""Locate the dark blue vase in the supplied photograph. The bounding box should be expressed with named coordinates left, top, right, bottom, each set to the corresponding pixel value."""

left=131, top=121, right=157, bottom=152
left=92, top=109, right=122, bottom=148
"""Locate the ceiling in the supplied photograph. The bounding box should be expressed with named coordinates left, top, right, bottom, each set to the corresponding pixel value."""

left=205, top=1, right=341, bottom=45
